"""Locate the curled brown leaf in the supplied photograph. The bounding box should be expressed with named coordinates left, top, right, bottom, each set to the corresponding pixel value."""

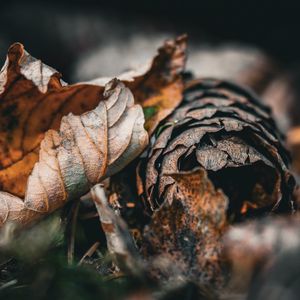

left=0, top=35, right=186, bottom=227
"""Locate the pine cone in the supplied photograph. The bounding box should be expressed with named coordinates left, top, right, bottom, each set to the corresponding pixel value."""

left=138, top=78, right=295, bottom=221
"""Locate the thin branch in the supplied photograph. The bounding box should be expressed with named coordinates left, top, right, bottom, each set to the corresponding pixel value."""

left=91, top=184, right=144, bottom=277
left=67, top=199, right=80, bottom=265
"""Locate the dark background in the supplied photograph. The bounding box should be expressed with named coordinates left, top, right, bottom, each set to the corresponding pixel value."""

left=0, top=0, right=299, bottom=81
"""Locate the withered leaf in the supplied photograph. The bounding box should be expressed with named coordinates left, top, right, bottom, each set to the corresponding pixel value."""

left=0, top=35, right=186, bottom=227
left=141, top=168, right=228, bottom=289
left=90, top=34, right=187, bottom=135
left=0, top=79, right=148, bottom=227
left=0, top=36, right=186, bottom=199
left=126, top=34, right=187, bottom=135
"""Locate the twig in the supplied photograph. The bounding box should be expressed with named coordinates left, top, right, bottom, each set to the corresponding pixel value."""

left=67, top=199, right=80, bottom=265
left=78, top=211, right=99, bottom=220
left=0, top=279, right=18, bottom=291
left=90, top=184, right=144, bottom=276
left=104, top=272, right=126, bottom=282
left=78, top=242, right=100, bottom=266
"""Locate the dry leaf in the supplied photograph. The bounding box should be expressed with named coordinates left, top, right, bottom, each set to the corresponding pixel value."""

left=90, top=34, right=187, bottom=135
left=141, top=168, right=228, bottom=289
left=125, top=34, right=187, bottom=135
left=0, top=79, right=148, bottom=227
left=0, top=36, right=185, bottom=198
left=0, top=35, right=186, bottom=227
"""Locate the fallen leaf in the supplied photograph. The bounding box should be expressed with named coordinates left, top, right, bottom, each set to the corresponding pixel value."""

left=0, top=35, right=186, bottom=227
left=141, top=168, right=228, bottom=289
left=90, top=34, right=187, bottom=135
left=0, top=79, right=148, bottom=227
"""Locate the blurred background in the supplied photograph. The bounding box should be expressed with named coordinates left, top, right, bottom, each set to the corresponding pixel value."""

left=1, top=0, right=300, bottom=131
